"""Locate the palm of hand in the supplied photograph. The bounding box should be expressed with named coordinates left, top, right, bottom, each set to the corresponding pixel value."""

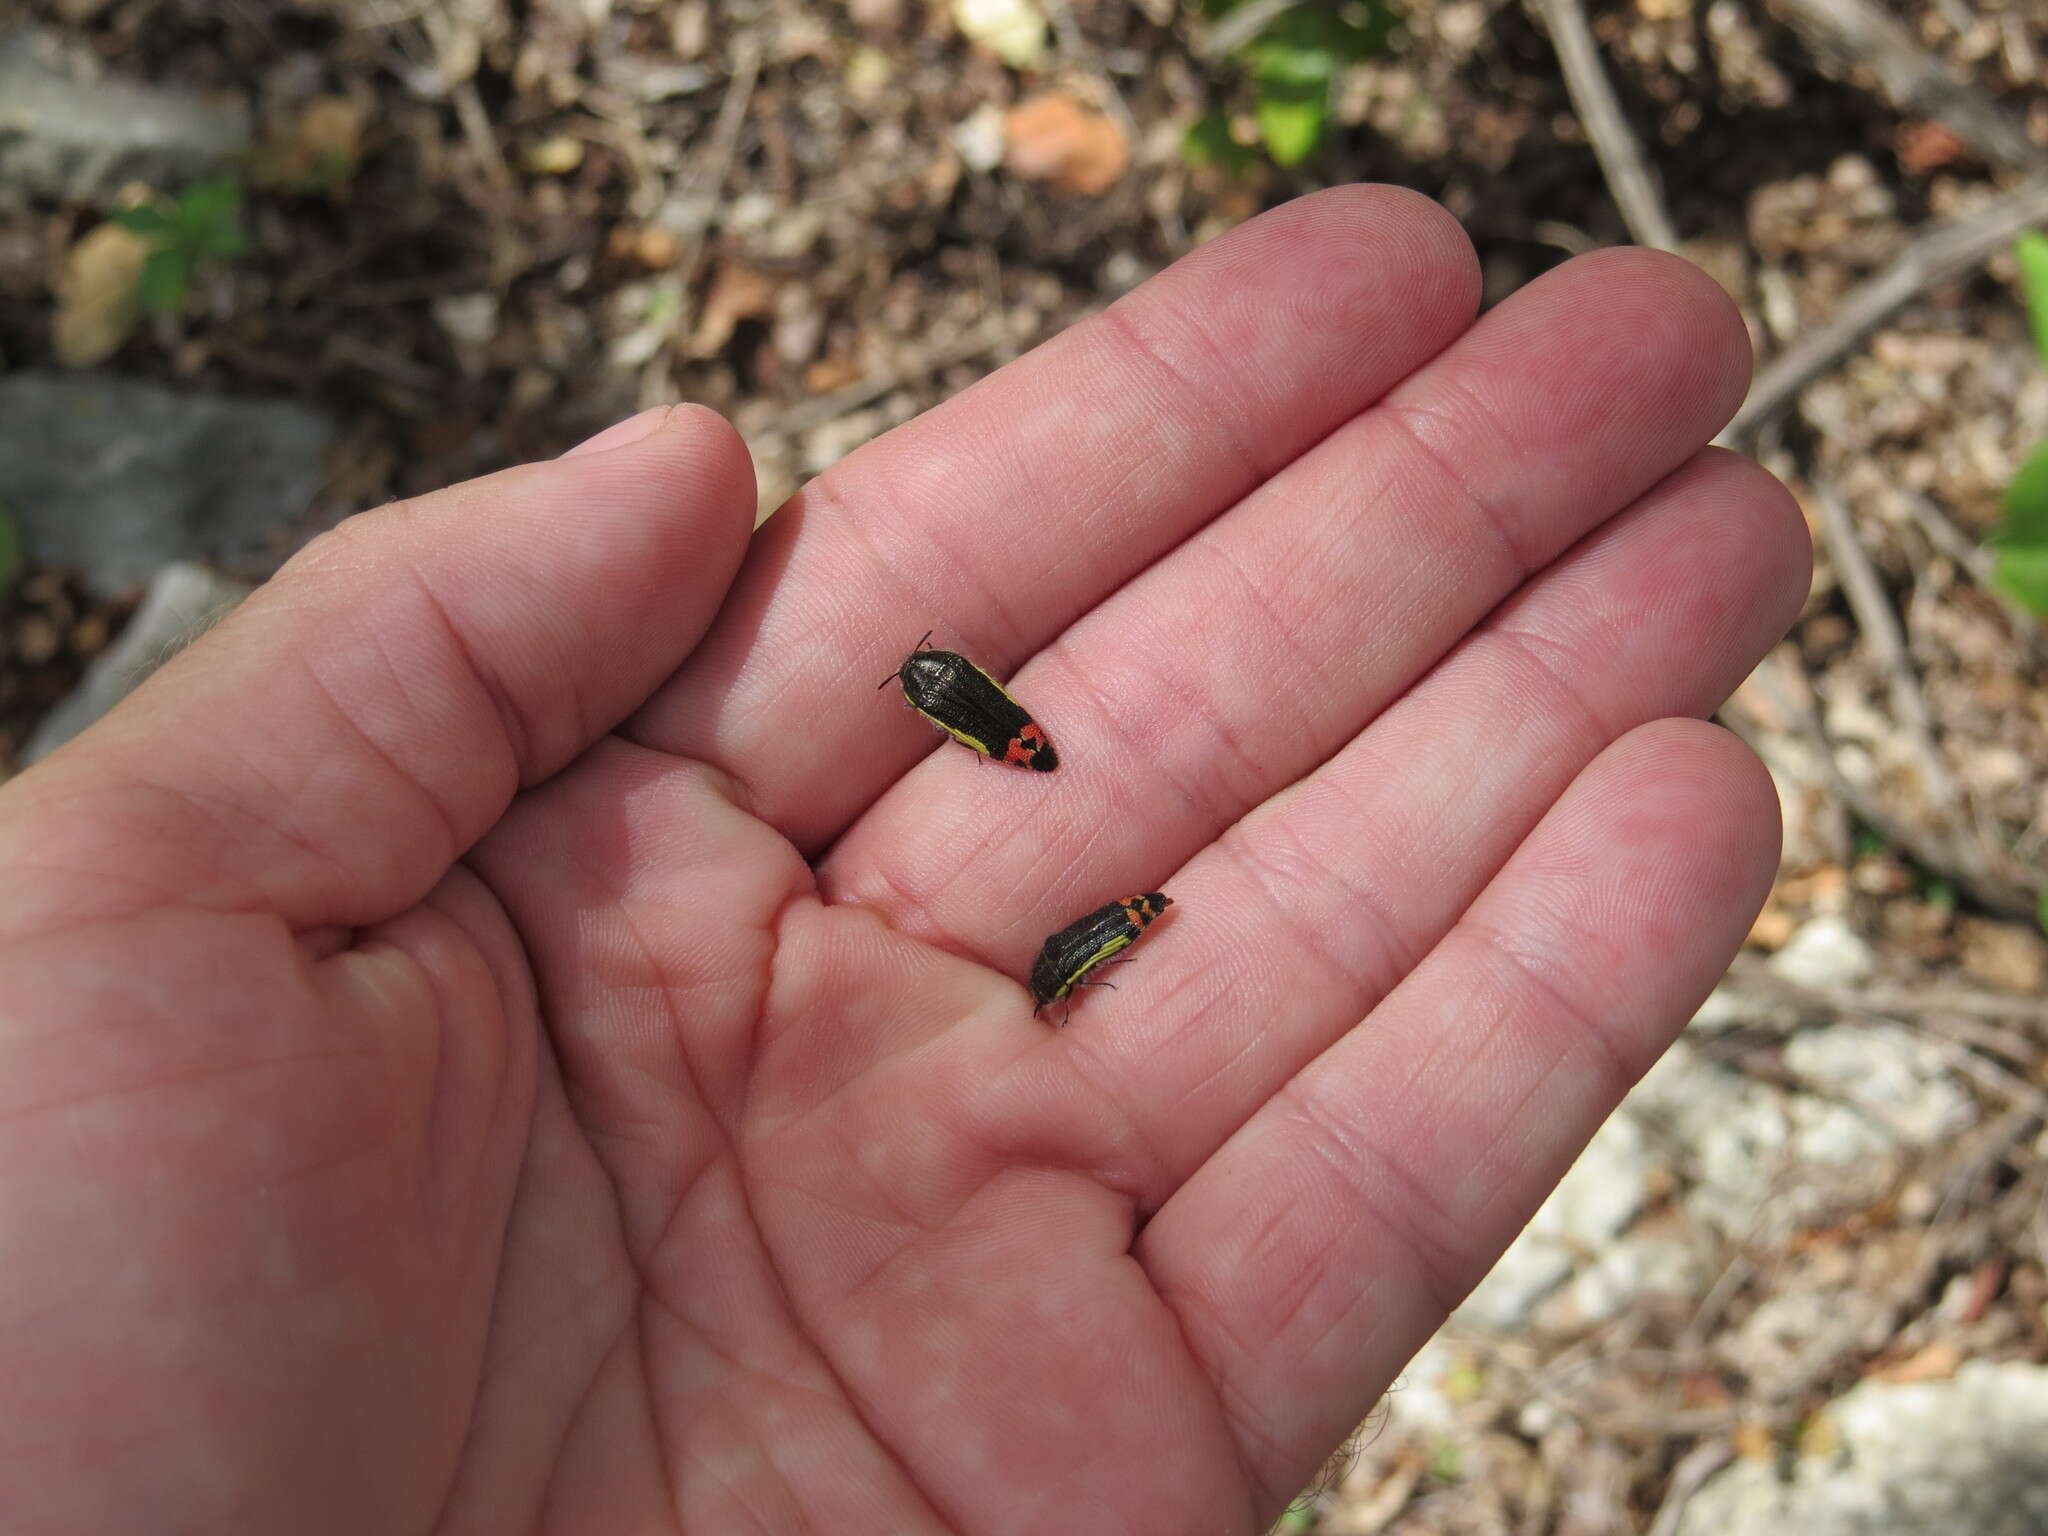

left=0, top=190, right=1805, bottom=1535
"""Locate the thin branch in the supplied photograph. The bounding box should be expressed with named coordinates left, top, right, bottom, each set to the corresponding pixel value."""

left=1533, top=0, right=1681, bottom=251
left=773, top=318, right=1021, bottom=433
left=1198, top=0, right=1304, bottom=60
left=637, top=34, right=761, bottom=409
left=1647, top=1440, right=1734, bottom=1536
left=1720, top=175, right=2048, bottom=444
left=1770, top=0, right=2045, bottom=176
left=1721, top=653, right=2036, bottom=918
left=1809, top=479, right=1961, bottom=825
left=1042, top=0, right=1140, bottom=151
left=1722, top=952, right=2048, bottom=1029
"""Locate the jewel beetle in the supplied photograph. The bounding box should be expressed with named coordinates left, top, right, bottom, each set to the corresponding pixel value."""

left=1029, top=892, right=1173, bottom=1023
left=880, top=631, right=1058, bottom=771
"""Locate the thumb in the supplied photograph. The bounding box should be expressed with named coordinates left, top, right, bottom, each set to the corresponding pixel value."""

left=0, top=405, right=756, bottom=932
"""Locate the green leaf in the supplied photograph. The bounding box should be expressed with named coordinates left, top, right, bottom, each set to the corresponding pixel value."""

left=1994, top=543, right=2048, bottom=614
left=1255, top=82, right=1328, bottom=165
left=1181, top=111, right=1255, bottom=172
left=1249, top=32, right=1337, bottom=93
left=0, top=501, right=20, bottom=597
left=110, top=204, right=175, bottom=238
left=197, top=219, right=250, bottom=259
left=135, top=247, right=190, bottom=315
left=2006, top=434, right=2048, bottom=530
left=2017, top=231, right=2048, bottom=369
left=1992, top=435, right=2048, bottom=615
left=175, top=177, right=243, bottom=230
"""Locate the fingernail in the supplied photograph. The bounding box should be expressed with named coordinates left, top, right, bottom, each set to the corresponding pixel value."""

left=562, top=406, right=674, bottom=458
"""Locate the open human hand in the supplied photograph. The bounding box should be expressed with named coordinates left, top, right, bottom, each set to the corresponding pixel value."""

left=0, top=187, right=1806, bottom=1534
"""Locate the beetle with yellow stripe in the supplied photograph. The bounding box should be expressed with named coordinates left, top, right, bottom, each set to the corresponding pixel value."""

left=880, top=631, right=1059, bottom=771
left=1030, top=893, right=1173, bottom=1024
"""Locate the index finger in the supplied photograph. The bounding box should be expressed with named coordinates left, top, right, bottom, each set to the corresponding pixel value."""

left=626, top=186, right=1482, bottom=849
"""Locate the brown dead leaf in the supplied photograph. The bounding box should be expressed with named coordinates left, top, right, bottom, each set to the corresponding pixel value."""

left=688, top=260, right=779, bottom=358
left=1872, top=1340, right=1963, bottom=1384
left=804, top=356, right=864, bottom=393
left=1730, top=1421, right=1774, bottom=1460
left=608, top=224, right=683, bottom=270
left=1003, top=94, right=1130, bottom=196
left=257, top=96, right=365, bottom=191
left=1957, top=917, right=2047, bottom=993
left=1896, top=121, right=1967, bottom=175
left=1747, top=900, right=1798, bottom=951
left=53, top=222, right=148, bottom=368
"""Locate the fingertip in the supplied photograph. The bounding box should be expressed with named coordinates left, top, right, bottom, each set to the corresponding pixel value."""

left=1556, top=246, right=1755, bottom=423
left=1586, top=716, right=1783, bottom=932
left=549, top=402, right=758, bottom=553
left=1209, top=183, right=1482, bottom=352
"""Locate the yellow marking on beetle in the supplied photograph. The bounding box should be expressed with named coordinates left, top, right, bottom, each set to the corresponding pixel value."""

left=1061, top=931, right=1134, bottom=994
left=915, top=708, right=993, bottom=756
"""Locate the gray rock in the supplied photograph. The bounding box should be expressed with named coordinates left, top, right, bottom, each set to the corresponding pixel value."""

left=1783, top=1023, right=1973, bottom=1146
left=22, top=561, right=250, bottom=763
left=1677, top=1362, right=2048, bottom=1536
left=1455, top=1114, right=1652, bottom=1331
left=0, top=373, right=332, bottom=597
left=0, top=30, right=251, bottom=209
left=1539, top=1223, right=1712, bottom=1330
left=1769, top=914, right=1877, bottom=990
left=1627, top=1038, right=1900, bottom=1238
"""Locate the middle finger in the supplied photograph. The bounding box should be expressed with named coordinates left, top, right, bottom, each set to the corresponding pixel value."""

left=821, top=248, right=1752, bottom=962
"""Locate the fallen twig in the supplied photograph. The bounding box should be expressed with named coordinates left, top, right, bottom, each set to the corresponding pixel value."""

left=1722, top=953, right=2048, bottom=1031
left=638, top=34, right=762, bottom=409
left=1770, top=0, right=2045, bottom=175
left=1809, top=479, right=1962, bottom=827
left=1042, top=0, right=1140, bottom=154
left=774, top=318, right=1025, bottom=433
left=1533, top=0, right=1680, bottom=251
left=1197, top=0, right=1303, bottom=60
left=1722, top=650, right=2036, bottom=918
left=1646, top=1440, right=1734, bottom=1536
left=1720, top=176, right=2048, bottom=444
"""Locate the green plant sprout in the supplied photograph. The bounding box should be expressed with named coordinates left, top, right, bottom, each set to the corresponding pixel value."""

left=1185, top=0, right=1397, bottom=169
left=1990, top=231, right=2048, bottom=615
left=110, top=179, right=249, bottom=317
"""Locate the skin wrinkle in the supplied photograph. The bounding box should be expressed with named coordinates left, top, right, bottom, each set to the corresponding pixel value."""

left=1457, top=911, right=1656, bottom=1097
left=1281, top=1072, right=1476, bottom=1322
left=3, top=1017, right=359, bottom=1132
left=984, top=1033, right=1175, bottom=1207
left=809, top=468, right=1035, bottom=680
left=716, top=1190, right=968, bottom=1534
left=1213, top=807, right=1414, bottom=1001
left=289, top=651, right=471, bottom=901
left=1378, top=385, right=1548, bottom=581
left=1482, top=620, right=1631, bottom=749
left=400, top=562, right=549, bottom=782
left=1093, top=301, right=1276, bottom=494
left=1117, top=996, right=1269, bottom=1163
left=1170, top=534, right=1333, bottom=780
left=5, top=775, right=266, bottom=926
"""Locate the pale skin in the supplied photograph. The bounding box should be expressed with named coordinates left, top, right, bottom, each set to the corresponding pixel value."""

left=0, top=187, right=1807, bottom=1533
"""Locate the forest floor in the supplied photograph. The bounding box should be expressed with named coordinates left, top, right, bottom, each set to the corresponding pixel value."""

left=4, top=0, right=2048, bottom=1530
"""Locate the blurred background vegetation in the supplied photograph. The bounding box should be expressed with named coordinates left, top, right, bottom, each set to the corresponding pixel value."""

left=4, top=0, right=2048, bottom=1531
